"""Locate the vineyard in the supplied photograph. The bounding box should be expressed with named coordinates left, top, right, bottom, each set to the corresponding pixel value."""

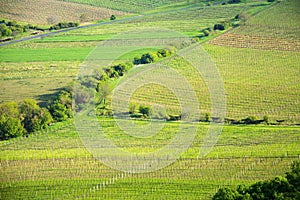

left=0, top=0, right=300, bottom=199
left=1, top=120, right=299, bottom=199
left=0, top=0, right=125, bottom=25
left=59, top=0, right=188, bottom=13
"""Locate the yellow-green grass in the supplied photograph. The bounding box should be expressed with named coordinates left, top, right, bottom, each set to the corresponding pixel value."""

left=0, top=61, right=80, bottom=103
left=1, top=120, right=299, bottom=199
left=0, top=0, right=125, bottom=25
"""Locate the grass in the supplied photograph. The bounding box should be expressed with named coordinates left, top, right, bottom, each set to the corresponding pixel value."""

left=0, top=47, right=93, bottom=62
left=0, top=1, right=299, bottom=199
left=0, top=120, right=299, bottom=199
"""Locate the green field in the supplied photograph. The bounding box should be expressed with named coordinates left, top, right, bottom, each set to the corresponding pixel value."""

left=1, top=0, right=300, bottom=199
left=1, top=120, right=299, bottom=199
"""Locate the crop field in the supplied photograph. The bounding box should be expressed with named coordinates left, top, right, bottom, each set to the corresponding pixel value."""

left=210, top=0, right=300, bottom=50
left=60, top=0, right=188, bottom=13
left=1, top=120, right=299, bottom=199
left=0, top=0, right=300, bottom=199
left=0, top=0, right=125, bottom=25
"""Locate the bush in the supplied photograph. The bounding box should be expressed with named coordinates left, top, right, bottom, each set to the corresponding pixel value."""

left=166, top=114, right=181, bottom=121
left=0, top=115, right=24, bottom=140
left=139, top=105, right=152, bottom=118
left=49, top=90, right=72, bottom=122
left=49, top=22, right=79, bottom=31
left=140, top=52, right=158, bottom=64
left=129, top=103, right=138, bottom=114
left=110, top=15, right=116, bottom=20
left=214, top=23, right=226, bottom=31
left=228, top=0, right=241, bottom=3
left=213, top=161, right=300, bottom=199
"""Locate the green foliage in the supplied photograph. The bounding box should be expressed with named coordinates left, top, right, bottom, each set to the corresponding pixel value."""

left=286, top=161, right=300, bottom=195
left=140, top=52, right=159, bottom=64
left=0, top=99, right=53, bottom=140
left=129, top=103, right=139, bottom=114
left=0, top=24, right=12, bottom=37
left=204, top=112, right=211, bottom=122
left=110, top=15, right=116, bottom=20
left=213, top=161, right=300, bottom=200
left=213, top=188, right=240, bottom=200
left=228, top=0, right=241, bottom=4
left=49, top=22, right=79, bottom=31
left=0, top=115, right=24, bottom=140
left=214, top=23, right=226, bottom=31
left=19, top=99, right=53, bottom=133
left=139, top=105, right=152, bottom=117
left=49, top=90, right=72, bottom=122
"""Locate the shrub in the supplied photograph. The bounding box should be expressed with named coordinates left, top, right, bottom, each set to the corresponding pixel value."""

left=166, top=114, right=181, bottom=121
left=139, top=105, right=152, bottom=117
left=242, top=116, right=257, bottom=124
left=110, top=15, right=116, bottom=20
left=129, top=103, right=138, bottom=114
left=140, top=52, right=158, bottom=64
left=228, top=0, right=241, bottom=3
left=214, top=23, right=226, bottom=31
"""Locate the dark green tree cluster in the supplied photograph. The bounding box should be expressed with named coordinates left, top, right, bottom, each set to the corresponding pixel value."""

left=110, top=15, right=116, bottom=20
left=99, top=62, right=134, bottom=81
left=224, top=115, right=272, bottom=125
left=48, top=89, right=73, bottom=122
left=49, top=22, right=79, bottom=31
left=133, top=48, right=174, bottom=65
left=228, top=0, right=241, bottom=4
left=0, top=100, right=53, bottom=140
left=0, top=20, right=31, bottom=37
left=213, top=161, right=300, bottom=200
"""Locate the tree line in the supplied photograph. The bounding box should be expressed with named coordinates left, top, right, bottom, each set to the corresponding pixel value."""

left=0, top=88, right=72, bottom=140
left=213, top=161, right=300, bottom=200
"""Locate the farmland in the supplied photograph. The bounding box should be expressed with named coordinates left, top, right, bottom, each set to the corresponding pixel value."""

left=0, top=0, right=125, bottom=25
left=1, top=120, right=299, bottom=199
left=0, top=0, right=300, bottom=199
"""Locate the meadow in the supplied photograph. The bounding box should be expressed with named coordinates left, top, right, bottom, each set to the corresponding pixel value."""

left=0, top=0, right=299, bottom=199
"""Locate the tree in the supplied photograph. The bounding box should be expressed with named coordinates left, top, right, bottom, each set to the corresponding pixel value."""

left=110, top=15, right=116, bottom=20
left=213, top=188, right=240, bottom=200
left=97, top=82, right=112, bottom=106
left=140, top=52, right=158, bottom=64
left=286, top=161, right=300, bottom=195
left=139, top=105, right=152, bottom=117
left=0, top=115, right=24, bottom=140
left=213, top=161, right=300, bottom=200
left=19, top=99, right=53, bottom=133
left=49, top=90, right=72, bottom=122
left=0, top=24, right=12, bottom=37
left=228, top=0, right=241, bottom=3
